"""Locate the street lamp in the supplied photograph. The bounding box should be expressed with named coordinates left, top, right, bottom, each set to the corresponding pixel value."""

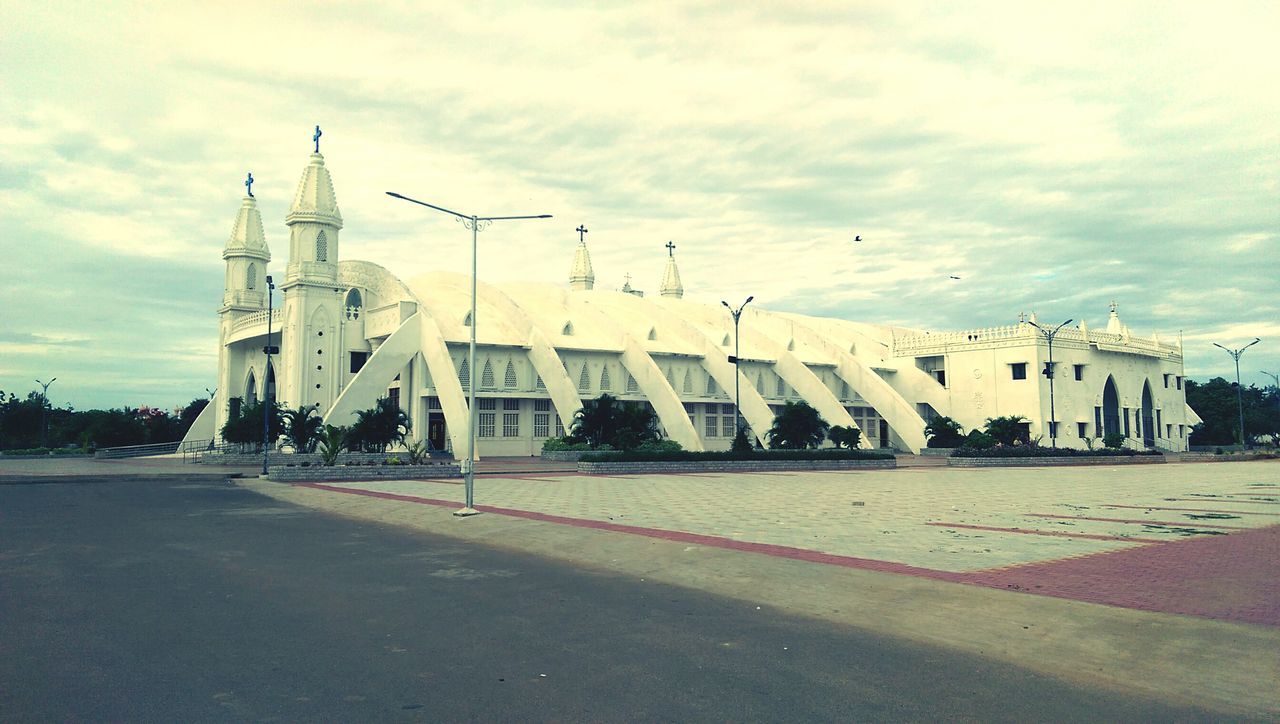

left=1213, top=338, right=1260, bottom=447
left=262, top=275, right=277, bottom=476
left=1026, top=318, right=1072, bottom=448
left=35, top=377, right=56, bottom=449
left=387, top=191, right=551, bottom=516
left=722, top=296, right=753, bottom=443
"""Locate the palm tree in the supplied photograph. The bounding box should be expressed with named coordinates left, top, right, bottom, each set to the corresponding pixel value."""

left=283, top=405, right=323, bottom=453
left=923, top=415, right=965, bottom=448
left=317, top=424, right=348, bottom=465
left=569, top=394, right=661, bottom=449
left=348, top=398, right=411, bottom=452
left=766, top=401, right=829, bottom=449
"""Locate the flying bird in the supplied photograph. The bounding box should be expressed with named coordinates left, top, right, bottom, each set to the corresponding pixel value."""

left=949, top=275, right=961, bottom=280
left=853, top=235, right=862, bottom=242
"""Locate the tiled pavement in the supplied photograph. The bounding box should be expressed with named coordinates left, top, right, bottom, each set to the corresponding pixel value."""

left=302, top=460, right=1280, bottom=626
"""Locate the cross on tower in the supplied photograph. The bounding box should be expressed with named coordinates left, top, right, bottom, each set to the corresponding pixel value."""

left=576, top=225, right=588, bottom=242
left=244, top=172, right=254, bottom=197
left=1109, top=300, right=1118, bottom=314
left=624, top=273, right=632, bottom=285
left=313, top=125, right=323, bottom=153
left=665, top=240, right=676, bottom=257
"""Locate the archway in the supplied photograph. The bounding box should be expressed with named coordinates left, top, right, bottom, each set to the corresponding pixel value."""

left=245, top=370, right=257, bottom=403
left=1102, top=376, right=1120, bottom=438
left=1141, top=380, right=1155, bottom=448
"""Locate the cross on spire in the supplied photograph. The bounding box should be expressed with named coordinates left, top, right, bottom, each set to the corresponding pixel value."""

left=576, top=225, right=588, bottom=242
left=624, top=273, right=632, bottom=285
left=665, top=240, right=676, bottom=257
left=1109, top=300, right=1118, bottom=314
left=244, top=172, right=254, bottom=197
left=313, top=125, right=323, bottom=153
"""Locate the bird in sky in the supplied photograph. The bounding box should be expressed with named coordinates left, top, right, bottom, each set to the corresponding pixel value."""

left=949, top=275, right=961, bottom=280
left=853, top=235, right=862, bottom=242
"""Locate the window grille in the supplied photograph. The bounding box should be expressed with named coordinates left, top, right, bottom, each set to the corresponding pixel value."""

left=705, top=415, right=718, bottom=437
left=683, top=370, right=693, bottom=394
left=706, top=375, right=717, bottom=395
left=457, top=359, right=469, bottom=386
left=534, top=413, right=550, bottom=438
left=503, top=412, right=519, bottom=437
left=722, top=415, right=735, bottom=437
left=555, top=415, right=564, bottom=437
left=536, top=375, right=546, bottom=390
left=534, top=399, right=550, bottom=412
left=503, top=398, right=520, bottom=411
left=600, top=366, right=612, bottom=391
left=776, top=377, right=786, bottom=397
left=428, top=396, right=442, bottom=411
left=578, top=364, right=590, bottom=391
left=481, top=360, right=495, bottom=388
left=479, top=413, right=495, bottom=437
left=626, top=374, right=638, bottom=393
left=478, top=398, right=496, bottom=410
left=505, top=362, right=518, bottom=389
left=247, top=264, right=257, bottom=290
left=316, top=231, right=327, bottom=262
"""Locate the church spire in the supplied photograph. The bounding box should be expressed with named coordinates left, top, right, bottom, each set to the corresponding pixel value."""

left=659, top=240, right=683, bottom=299
left=569, top=225, right=594, bottom=291
left=223, top=178, right=269, bottom=262
left=220, top=174, right=270, bottom=312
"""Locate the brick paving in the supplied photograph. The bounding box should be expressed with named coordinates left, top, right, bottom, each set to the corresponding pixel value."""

left=303, top=460, right=1280, bottom=626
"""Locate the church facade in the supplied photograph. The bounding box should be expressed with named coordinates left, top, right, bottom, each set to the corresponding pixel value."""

left=185, top=144, right=1199, bottom=455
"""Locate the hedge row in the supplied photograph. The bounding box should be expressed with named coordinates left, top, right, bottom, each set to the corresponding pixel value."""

left=579, top=448, right=895, bottom=463
left=951, top=446, right=1162, bottom=458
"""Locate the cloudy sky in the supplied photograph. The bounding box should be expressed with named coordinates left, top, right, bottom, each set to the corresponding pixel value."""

left=2, top=1, right=1277, bottom=411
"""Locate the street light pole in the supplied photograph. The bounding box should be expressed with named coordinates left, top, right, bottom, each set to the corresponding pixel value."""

left=35, top=377, right=56, bottom=449
left=261, top=275, right=276, bottom=477
left=1213, top=339, right=1260, bottom=447
left=387, top=191, right=551, bottom=516
left=1026, top=318, right=1072, bottom=449
left=722, top=296, right=753, bottom=443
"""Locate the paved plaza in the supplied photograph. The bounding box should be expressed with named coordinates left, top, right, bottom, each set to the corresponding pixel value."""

left=290, top=460, right=1280, bottom=627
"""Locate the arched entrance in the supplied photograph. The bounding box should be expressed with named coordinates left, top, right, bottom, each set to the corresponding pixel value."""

left=245, top=370, right=257, bottom=403
left=1141, top=381, right=1155, bottom=448
left=1102, top=376, right=1120, bottom=438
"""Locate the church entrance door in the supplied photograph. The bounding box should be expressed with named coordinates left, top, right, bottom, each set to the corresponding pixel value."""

left=427, top=413, right=447, bottom=452
left=1102, top=376, right=1120, bottom=439
left=1141, top=382, right=1155, bottom=448
left=879, top=419, right=890, bottom=448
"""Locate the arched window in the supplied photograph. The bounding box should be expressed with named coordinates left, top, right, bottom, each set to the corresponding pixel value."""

left=535, top=374, right=546, bottom=391
left=458, top=358, right=470, bottom=387
left=626, top=374, right=638, bottom=393
left=776, top=376, right=786, bottom=397
left=315, top=230, right=328, bottom=262
left=246, top=370, right=257, bottom=402
left=578, top=363, right=590, bottom=392
left=504, top=361, right=517, bottom=389
left=247, top=264, right=258, bottom=290
left=706, top=375, right=717, bottom=395
left=787, top=339, right=796, bottom=351
left=562, top=321, right=574, bottom=336
left=481, top=359, right=495, bottom=388
left=462, top=311, right=472, bottom=327
left=600, top=365, right=612, bottom=391
left=344, top=288, right=362, bottom=320
left=722, top=333, right=730, bottom=346
left=756, top=373, right=765, bottom=394
left=682, top=369, right=693, bottom=394
left=647, top=327, right=657, bottom=341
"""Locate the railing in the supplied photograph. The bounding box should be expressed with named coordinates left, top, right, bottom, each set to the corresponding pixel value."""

left=94, top=441, right=183, bottom=459
left=229, top=308, right=281, bottom=335
left=894, top=323, right=1181, bottom=360
left=180, top=439, right=258, bottom=463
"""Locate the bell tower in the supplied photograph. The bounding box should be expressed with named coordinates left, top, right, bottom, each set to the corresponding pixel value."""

left=215, top=173, right=271, bottom=435
left=280, top=126, right=345, bottom=412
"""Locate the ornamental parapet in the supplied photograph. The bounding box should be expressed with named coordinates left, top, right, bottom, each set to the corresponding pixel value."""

left=894, top=323, right=1181, bottom=360
left=364, top=301, right=418, bottom=339
left=229, top=308, right=281, bottom=335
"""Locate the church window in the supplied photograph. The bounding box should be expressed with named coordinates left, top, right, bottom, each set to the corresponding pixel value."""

left=345, top=289, right=362, bottom=320
left=647, top=327, right=657, bottom=341
left=246, top=371, right=257, bottom=402
left=1074, top=364, right=1085, bottom=381
left=535, top=374, right=546, bottom=391
left=1078, top=422, right=1088, bottom=438
left=682, top=370, right=693, bottom=394
left=706, top=414, right=718, bottom=438
left=1122, top=408, right=1131, bottom=437
left=316, top=231, right=328, bottom=262
left=504, top=398, right=520, bottom=411
left=350, top=352, right=367, bottom=373
left=840, top=381, right=849, bottom=399
left=1010, top=363, right=1027, bottom=380
left=600, top=366, right=612, bottom=391
left=722, top=334, right=730, bottom=347
left=462, top=312, right=472, bottom=327
left=458, top=358, right=470, bottom=387
left=247, top=264, right=257, bottom=290
left=722, top=412, right=735, bottom=437
left=578, top=364, right=591, bottom=392
left=503, top=411, right=520, bottom=437
left=626, top=374, right=638, bottom=393
left=481, top=359, right=495, bottom=388
left=534, top=399, right=551, bottom=437
left=706, top=375, right=717, bottom=395
left=776, top=376, right=786, bottom=397
left=428, top=396, right=442, bottom=411
left=479, top=411, right=496, bottom=437
left=787, top=339, right=795, bottom=351
left=665, top=367, right=675, bottom=386
left=756, top=373, right=765, bottom=394
left=479, top=398, right=497, bottom=410
left=504, top=361, right=517, bottom=389
left=562, top=322, right=574, bottom=336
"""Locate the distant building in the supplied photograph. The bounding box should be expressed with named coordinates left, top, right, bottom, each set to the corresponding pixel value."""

left=184, top=145, right=1198, bottom=454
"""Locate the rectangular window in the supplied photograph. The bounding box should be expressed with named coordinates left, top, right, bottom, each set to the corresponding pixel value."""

left=683, top=401, right=696, bottom=423
left=705, top=415, right=718, bottom=437
left=478, top=412, right=496, bottom=437
left=503, top=412, right=519, bottom=437
left=503, top=398, right=520, bottom=411
left=555, top=415, right=565, bottom=437
left=722, top=415, right=735, bottom=437
left=534, top=399, right=550, bottom=412
left=1043, top=362, right=1056, bottom=379
left=428, top=396, right=442, bottom=411
left=1178, top=424, right=1184, bottom=438
left=387, top=387, right=400, bottom=409
left=1077, top=422, right=1088, bottom=438
left=1094, top=406, right=1102, bottom=434
left=1123, top=408, right=1130, bottom=437
left=1166, top=423, right=1172, bottom=438
left=1073, top=364, right=1085, bottom=381
left=1176, top=376, right=1183, bottom=390
left=721, top=404, right=734, bottom=415
left=1048, top=421, right=1058, bottom=437
left=350, top=351, right=368, bottom=374
left=1011, top=363, right=1027, bottom=380
left=1156, top=410, right=1162, bottom=437
left=534, top=413, right=550, bottom=438
left=932, top=369, right=946, bottom=386
left=1163, top=373, right=1170, bottom=388
left=478, top=398, right=496, bottom=410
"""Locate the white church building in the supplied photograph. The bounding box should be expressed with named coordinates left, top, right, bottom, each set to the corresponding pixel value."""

left=184, top=142, right=1200, bottom=455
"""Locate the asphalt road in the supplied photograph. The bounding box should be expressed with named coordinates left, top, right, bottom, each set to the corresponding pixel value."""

left=0, top=476, right=1220, bottom=721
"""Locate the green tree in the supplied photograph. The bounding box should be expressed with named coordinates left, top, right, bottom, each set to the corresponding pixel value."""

left=923, top=415, right=965, bottom=448
left=221, top=399, right=283, bottom=447
left=317, top=424, right=348, bottom=465
left=983, top=415, right=1029, bottom=446
left=766, top=401, right=829, bottom=449
left=568, top=394, right=660, bottom=450
left=828, top=425, right=862, bottom=449
left=283, top=405, right=323, bottom=453
left=347, top=398, right=411, bottom=452
left=178, top=398, right=210, bottom=436
left=1187, top=377, right=1279, bottom=446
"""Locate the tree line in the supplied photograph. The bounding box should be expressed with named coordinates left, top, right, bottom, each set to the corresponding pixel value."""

left=0, top=390, right=209, bottom=452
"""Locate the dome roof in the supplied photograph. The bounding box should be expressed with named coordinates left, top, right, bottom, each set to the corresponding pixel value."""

left=223, top=195, right=270, bottom=261
left=286, top=153, right=343, bottom=228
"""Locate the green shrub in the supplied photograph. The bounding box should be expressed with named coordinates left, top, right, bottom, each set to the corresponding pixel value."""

left=317, top=424, right=348, bottom=466
left=632, top=439, right=683, bottom=454
left=923, top=416, right=965, bottom=448
left=951, top=446, right=1158, bottom=458
left=730, top=428, right=754, bottom=453
left=1103, top=433, right=1126, bottom=449
left=580, top=448, right=893, bottom=463
left=828, top=425, right=863, bottom=450
left=960, top=430, right=997, bottom=449
left=983, top=416, right=1029, bottom=446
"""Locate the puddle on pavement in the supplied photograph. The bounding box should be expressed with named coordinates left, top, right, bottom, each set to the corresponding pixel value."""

left=1142, top=525, right=1226, bottom=536
left=1184, top=513, right=1241, bottom=520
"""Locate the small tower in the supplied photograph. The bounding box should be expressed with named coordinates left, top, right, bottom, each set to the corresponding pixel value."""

left=569, top=225, right=594, bottom=291
left=216, top=174, right=271, bottom=436
left=280, top=127, right=345, bottom=412
left=1105, top=301, right=1123, bottom=335
left=659, top=240, right=684, bottom=299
